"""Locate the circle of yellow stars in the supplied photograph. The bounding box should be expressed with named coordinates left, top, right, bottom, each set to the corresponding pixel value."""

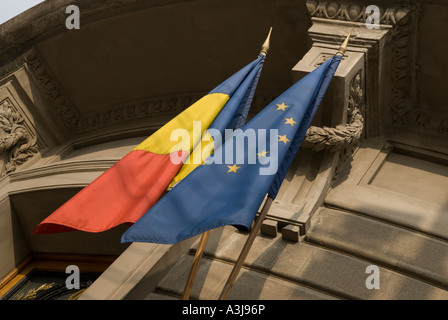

left=226, top=101, right=295, bottom=174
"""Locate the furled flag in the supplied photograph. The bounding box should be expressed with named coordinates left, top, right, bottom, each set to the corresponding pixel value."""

left=32, top=52, right=266, bottom=235
left=121, top=53, right=342, bottom=244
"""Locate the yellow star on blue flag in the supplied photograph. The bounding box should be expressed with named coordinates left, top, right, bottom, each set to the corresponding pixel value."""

left=284, top=117, right=297, bottom=126
left=276, top=102, right=289, bottom=111
left=227, top=164, right=240, bottom=173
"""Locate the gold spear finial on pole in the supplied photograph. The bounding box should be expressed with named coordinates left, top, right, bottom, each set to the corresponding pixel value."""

left=260, top=27, right=273, bottom=56
left=336, top=28, right=354, bottom=56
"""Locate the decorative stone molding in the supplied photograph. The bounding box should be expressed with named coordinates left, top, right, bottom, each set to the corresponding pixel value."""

left=24, top=48, right=278, bottom=135
left=25, top=50, right=81, bottom=131
left=9, top=159, right=118, bottom=183
left=386, top=7, right=448, bottom=136
left=304, top=1, right=420, bottom=139
left=24, top=47, right=203, bottom=132
left=74, top=92, right=278, bottom=133
left=385, top=8, right=448, bottom=137
left=0, top=99, right=38, bottom=176
left=306, top=1, right=440, bottom=138
left=401, top=109, right=448, bottom=136
left=75, top=94, right=203, bottom=132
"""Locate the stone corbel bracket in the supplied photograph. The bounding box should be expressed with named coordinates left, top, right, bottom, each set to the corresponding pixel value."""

left=261, top=1, right=415, bottom=241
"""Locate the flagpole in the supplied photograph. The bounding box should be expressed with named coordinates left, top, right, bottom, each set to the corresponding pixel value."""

left=218, top=195, right=273, bottom=300
left=181, top=230, right=210, bottom=300
left=180, top=27, right=273, bottom=300
left=217, top=30, right=352, bottom=300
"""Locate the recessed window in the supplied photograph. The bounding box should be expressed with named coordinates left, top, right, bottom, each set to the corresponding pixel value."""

left=0, top=254, right=115, bottom=300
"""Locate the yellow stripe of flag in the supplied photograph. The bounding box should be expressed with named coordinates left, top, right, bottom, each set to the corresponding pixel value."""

left=134, top=93, right=230, bottom=154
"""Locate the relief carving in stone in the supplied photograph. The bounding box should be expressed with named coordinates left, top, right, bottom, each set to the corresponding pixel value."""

left=0, top=99, right=38, bottom=176
left=25, top=50, right=81, bottom=131
left=306, top=1, right=410, bottom=25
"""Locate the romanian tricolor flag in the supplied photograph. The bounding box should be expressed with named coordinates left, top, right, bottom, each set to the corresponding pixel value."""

left=32, top=53, right=266, bottom=235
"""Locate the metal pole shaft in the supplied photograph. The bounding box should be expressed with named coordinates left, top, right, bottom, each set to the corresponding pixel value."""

left=181, top=230, right=211, bottom=300
left=218, top=196, right=273, bottom=300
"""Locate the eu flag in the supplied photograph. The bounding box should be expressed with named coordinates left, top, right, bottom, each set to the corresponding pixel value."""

left=121, top=55, right=342, bottom=244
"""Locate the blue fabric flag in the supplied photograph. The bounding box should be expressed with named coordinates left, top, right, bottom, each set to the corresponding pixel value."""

left=209, top=54, right=266, bottom=137
left=268, top=55, right=342, bottom=198
left=167, top=54, right=265, bottom=189
left=121, top=55, right=342, bottom=244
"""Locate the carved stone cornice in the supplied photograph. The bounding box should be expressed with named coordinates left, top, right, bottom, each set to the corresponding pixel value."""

left=24, top=48, right=199, bottom=133
left=24, top=50, right=82, bottom=131
left=306, top=1, right=417, bottom=137
left=9, top=159, right=118, bottom=183
left=76, top=94, right=203, bottom=132
left=73, top=92, right=278, bottom=133
left=23, top=47, right=279, bottom=136
left=387, top=4, right=447, bottom=137
left=399, top=108, right=448, bottom=136
left=306, top=1, right=411, bottom=25
left=306, top=1, right=443, bottom=137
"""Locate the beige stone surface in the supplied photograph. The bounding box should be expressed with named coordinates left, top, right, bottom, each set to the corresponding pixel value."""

left=145, top=224, right=448, bottom=300
left=371, top=153, right=448, bottom=206
left=156, top=254, right=337, bottom=300
left=308, top=208, right=448, bottom=289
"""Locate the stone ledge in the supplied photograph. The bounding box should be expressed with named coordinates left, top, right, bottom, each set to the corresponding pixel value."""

left=156, top=254, right=338, bottom=300
left=307, top=207, right=448, bottom=290
left=175, top=226, right=448, bottom=299
left=326, top=184, right=448, bottom=241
